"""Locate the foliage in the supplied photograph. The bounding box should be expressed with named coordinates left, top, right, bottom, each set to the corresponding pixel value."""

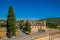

left=0, top=28, right=19, bottom=38
left=46, top=22, right=57, bottom=28
left=23, top=20, right=31, bottom=33
left=19, top=20, right=24, bottom=29
left=38, top=18, right=60, bottom=29
left=0, top=23, right=6, bottom=27
left=15, top=29, right=20, bottom=37
left=39, top=29, right=45, bottom=32
left=0, top=20, right=6, bottom=27
left=6, top=6, right=16, bottom=38
left=19, top=20, right=31, bottom=33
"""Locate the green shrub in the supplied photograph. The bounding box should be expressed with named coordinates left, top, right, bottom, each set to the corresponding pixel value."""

left=39, top=29, right=45, bottom=32
left=15, top=29, right=20, bottom=37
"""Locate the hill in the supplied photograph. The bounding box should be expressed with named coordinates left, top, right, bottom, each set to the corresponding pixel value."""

left=38, top=18, right=60, bottom=29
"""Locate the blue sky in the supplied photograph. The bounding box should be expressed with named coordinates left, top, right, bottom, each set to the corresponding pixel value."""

left=0, top=0, right=60, bottom=20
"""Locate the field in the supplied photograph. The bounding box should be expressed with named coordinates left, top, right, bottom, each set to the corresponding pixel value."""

left=0, top=27, right=20, bottom=38
left=0, top=27, right=6, bottom=38
left=45, top=28, right=58, bottom=31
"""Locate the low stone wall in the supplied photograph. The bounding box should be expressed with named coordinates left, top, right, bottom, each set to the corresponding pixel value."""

left=49, top=31, right=60, bottom=40
left=32, top=30, right=60, bottom=40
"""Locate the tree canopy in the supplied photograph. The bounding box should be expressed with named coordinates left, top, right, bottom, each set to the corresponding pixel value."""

left=6, top=6, right=16, bottom=38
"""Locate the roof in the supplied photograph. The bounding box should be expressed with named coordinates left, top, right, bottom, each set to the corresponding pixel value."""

left=28, top=20, right=46, bottom=26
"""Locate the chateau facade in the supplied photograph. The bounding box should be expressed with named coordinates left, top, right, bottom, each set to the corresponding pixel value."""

left=24, top=20, right=46, bottom=33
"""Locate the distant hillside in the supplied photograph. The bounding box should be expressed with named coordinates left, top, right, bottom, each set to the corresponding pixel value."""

left=0, top=18, right=60, bottom=29
left=0, top=20, right=6, bottom=22
left=38, top=18, right=60, bottom=21
left=38, top=18, right=60, bottom=29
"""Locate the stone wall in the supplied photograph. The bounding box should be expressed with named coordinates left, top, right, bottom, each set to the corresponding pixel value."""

left=32, top=31, right=60, bottom=40
left=49, top=31, right=60, bottom=40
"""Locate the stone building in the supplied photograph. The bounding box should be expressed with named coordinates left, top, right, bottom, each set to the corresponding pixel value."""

left=24, top=20, right=46, bottom=33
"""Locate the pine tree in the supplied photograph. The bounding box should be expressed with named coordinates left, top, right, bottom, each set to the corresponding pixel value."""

left=6, top=6, right=16, bottom=38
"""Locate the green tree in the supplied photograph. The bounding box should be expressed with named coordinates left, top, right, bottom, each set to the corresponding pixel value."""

left=23, top=20, right=31, bottom=33
left=19, top=20, right=24, bottom=29
left=0, top=23, right=1, bottom=27
left=6, top=6, right=16, bottom=38
left=0, top=23, right=6, bottom=27
left=46, top=21, right=57, bottom=28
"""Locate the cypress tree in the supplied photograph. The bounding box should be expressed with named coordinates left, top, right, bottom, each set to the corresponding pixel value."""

left=6, top=6, right=16, bottom=38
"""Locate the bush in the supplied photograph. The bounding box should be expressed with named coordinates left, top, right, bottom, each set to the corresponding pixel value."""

left=39, top=29, right=45, bottom=32
left=46, top=22, right=57, bottom=28
left=15, top=29, right=20, bottom=37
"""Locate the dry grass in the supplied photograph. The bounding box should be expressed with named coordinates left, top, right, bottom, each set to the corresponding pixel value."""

left=15, top=29, right=20, bottom=37
left=0, top=27, right=6, bottom=38
left=46, top=28, right=58, bottom=31
left=0, top=27, right=20, bottom=38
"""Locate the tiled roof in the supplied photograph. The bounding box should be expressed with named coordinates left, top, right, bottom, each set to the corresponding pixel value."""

left=28, top=20, right=45, bottom=26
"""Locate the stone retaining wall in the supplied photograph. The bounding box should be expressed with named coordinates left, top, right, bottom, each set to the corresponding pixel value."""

left=32, top=31, right=60, bottom=40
